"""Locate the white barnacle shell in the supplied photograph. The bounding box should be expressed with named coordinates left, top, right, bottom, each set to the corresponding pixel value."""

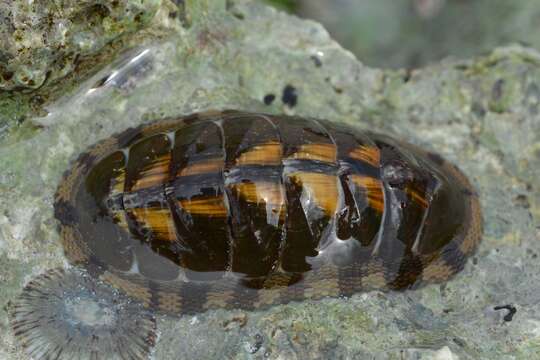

left=9, top=268, right=157, bottom=360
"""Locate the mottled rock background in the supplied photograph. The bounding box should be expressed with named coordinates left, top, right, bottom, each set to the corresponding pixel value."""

left=297, top=0, right=540, bottom=69
left=1, top=0, right=539, bottom=359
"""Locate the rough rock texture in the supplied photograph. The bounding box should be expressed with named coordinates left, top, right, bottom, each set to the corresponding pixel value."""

left=0, top=0, right=162, bottom=91
left=0, top=0, right=539, bottom=359
left=0, top=0, right=181, bottom=143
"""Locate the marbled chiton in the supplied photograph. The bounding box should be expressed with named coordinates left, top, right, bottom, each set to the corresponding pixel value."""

left=54, top=110, right=482, bottom=313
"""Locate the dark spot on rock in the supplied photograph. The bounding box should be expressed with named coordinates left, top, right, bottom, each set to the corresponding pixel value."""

left=427, top=152, right=445, bottom=165
left=247, top=334, right=263, bottom=354
left=402, top=69, right=412, bottom=83
left=310, top=55, right=322, bottom=67
left=263, top=94, right=275, bottom=105
left=332, top=85, right=343, bottom=94
left=492, top=79, right=505, bottom=102
left=91, top=75, right=109, bottom=89
left=16, top=115, right=26, bottom=125
left=2, top=71, right=14, bottom=81
left=494, top=304, right=517, bottom=322
left=513, top=194, right=530, bottom=209
left=54, top=200, right=79, bottom=226
left=526, top=248, right=537, bottom=259
left=226, top=0, right=245, bottom=19
left=232, top=12, right=244, bottom=20
left=472, top=257, right=478, bottom=265
left=471, top=102, right=486, bottom=118
left=170, top=0, right=189, bottom=27
left=453, top=337, right=466, bottom=348
left=281, top=84, right=298, bottom=108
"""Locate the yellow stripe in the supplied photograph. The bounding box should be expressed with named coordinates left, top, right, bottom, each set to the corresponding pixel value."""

left=178, top=158, right=223, bottom=177
left=231, top=182, right=286, bottom=219
left=130, top=207, right=176, bottom=242
left=289, top=172, right=338, bottom=215
left=236, top=142, right=283, bottom=166
left=288, top=143, right=337, bottom=163
left=111, top=170, right=126, bottom=195
left=349, top=145, right=380, bottom=167
left=180, top=197, right=227, bottom=217
left=232, top=182, right=284, bottom=205
left=132, top=153, right=171, bottom=191
left=406, top=185, right=429, bottom=208
left=349, top=175, right=384, bottom=213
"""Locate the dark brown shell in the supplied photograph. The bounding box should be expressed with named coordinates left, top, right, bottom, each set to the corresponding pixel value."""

left=54, top=110, right=482, bottom=314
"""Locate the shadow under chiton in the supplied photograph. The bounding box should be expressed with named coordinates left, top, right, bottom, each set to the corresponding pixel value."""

left=9, top=268, right=157, bottom=360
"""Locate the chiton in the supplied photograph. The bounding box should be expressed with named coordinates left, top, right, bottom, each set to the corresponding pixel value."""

left=54, top=110, right=482, bottom=313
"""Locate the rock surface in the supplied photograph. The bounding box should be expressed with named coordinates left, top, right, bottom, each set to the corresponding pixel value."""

left=298, top=0, right=540, bottom=69
left=0, top=0, right=165, bottom=91
left=0, top=0, right=181, bottom=142
left=0, top=1, right=539, bottom=359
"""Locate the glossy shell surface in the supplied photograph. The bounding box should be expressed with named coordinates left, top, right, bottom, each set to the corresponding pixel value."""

left=54, top=111, right=482, bottom=313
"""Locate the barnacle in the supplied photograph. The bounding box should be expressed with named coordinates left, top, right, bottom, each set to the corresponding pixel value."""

left=9, top=268, right=157, bottom=360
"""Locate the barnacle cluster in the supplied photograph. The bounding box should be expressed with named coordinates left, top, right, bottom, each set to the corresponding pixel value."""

left=9, top=268, right=157, bottom=360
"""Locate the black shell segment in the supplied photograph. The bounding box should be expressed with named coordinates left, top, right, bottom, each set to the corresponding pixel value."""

left=169, top=120, right=229, bottom=279
left=222, top=116, right=284, bottom=279
left=54, top=111, right=482, bottom=313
